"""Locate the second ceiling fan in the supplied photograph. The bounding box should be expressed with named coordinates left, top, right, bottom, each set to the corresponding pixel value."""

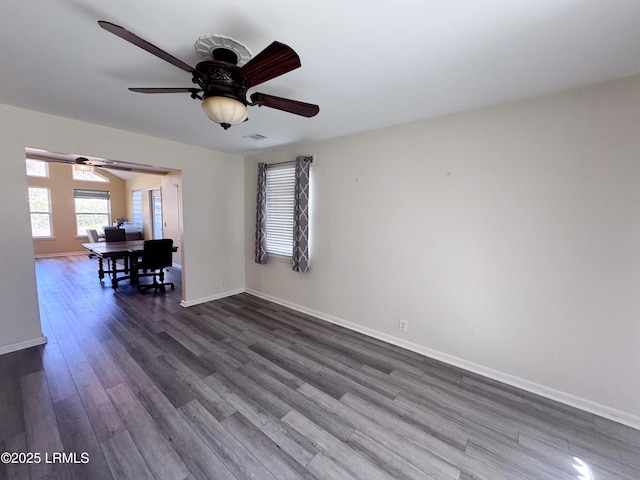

left=98, top=21, right=320, bottom=129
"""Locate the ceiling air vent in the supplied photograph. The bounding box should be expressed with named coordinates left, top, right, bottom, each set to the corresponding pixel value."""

left=243, top=133, right=267, bottom=141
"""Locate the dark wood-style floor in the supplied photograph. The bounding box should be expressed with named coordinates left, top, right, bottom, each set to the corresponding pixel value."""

left=1, top=255, right=639, bottom=480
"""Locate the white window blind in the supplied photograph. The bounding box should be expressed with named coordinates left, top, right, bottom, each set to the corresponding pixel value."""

left=132, top=190, right=143, bottom=229
left=74, top=189, right=111, bottom=235
left=265, top=164, right=296, bottom=256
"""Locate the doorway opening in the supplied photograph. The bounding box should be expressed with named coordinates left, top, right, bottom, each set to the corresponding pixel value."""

left=150, top=189, right=163, bottom=239
left=24, top=147, right=185, bottom=299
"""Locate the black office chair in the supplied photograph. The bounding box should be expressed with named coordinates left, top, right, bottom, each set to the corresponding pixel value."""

left=136, top=239, right=175, bottom=294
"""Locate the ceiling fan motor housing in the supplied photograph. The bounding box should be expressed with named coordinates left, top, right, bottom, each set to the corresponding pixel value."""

left=195, top=59, right=248, bottom=105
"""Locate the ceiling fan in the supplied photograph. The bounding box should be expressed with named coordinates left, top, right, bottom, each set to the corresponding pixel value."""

left=98, top=21, right=320, bottom=130
left=72, top=156, right=129, bottom=173
left=25, top=148, right=172, bottom=175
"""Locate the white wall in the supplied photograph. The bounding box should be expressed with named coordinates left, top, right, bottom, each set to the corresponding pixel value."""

left=245, top=74, right=640, bottom=425
left=0, top=103, right=245, bottom=352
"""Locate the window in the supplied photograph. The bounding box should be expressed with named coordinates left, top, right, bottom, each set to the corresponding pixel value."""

left=28, top=187, right=53, bottom=237
left=25, top=159, right=48, bottom=177
left=74, top=189, right=111, bottom=236
left=72, top=166, right=108, bottom=183
left=131, top=190, right=143, bottom=229
left=265, top=164, right=296, bottom=256
left=256, top=156, right=311, bottom=271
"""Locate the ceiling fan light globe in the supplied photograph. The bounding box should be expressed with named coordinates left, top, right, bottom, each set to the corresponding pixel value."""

left=201, top=96, right=248, bottom=128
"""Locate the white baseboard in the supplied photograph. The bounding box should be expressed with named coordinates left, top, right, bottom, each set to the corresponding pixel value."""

left=245, top=288, right=640, bottom=431
left=35, top=251, right=86, bottom=259
left=181, top=288, right=245, bottom=308
left=0, top=335, right=48, bottom=355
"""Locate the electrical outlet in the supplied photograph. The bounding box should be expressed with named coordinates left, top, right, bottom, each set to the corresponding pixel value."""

left=220, top=280, right=226, bottom=288
left=399, top=318, right=408, bottom=332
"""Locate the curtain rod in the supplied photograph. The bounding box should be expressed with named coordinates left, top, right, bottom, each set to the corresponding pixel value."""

left=266, top=156, right=314, bottom=168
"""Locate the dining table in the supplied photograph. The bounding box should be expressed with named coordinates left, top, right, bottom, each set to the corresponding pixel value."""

left=82, top=240, right=177, bottom=290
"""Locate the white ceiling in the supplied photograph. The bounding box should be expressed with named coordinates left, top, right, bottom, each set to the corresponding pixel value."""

left=2, top=1, right=640, bottom=155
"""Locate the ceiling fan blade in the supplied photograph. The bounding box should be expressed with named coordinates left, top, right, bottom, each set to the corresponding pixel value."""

left=239, top=41, right=301, bottom=88
left=250, top=92, right=319, bottom=117
left=95, top=165, right=132, bottom=172
left=129, top=87, right=202, bottom=94
left=98, top=21, right=201, bottom=78
left=26, top=153, right=74, bottom=163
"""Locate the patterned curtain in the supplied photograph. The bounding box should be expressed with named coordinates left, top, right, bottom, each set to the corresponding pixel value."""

left=254, top=162, right=268, bottom=264
left=292, top=156, right=312, bottom=272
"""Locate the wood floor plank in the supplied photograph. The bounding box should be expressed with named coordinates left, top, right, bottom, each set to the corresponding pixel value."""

left=203, top=373, right=318, bottom=466
left=291, top=326, right=426, bottom=378
left=21, top=370, right=64, bottom=454
left=248, top=343, right=346, bottom=398
left=180, top=399, right=279, bottom=480
left=21, top=370, right=70, bottom=480
left=249, top=338, right=322, bottom=376
left=183, top=313, right=229, bottom=342
left=162, top=319, right=213, bottom=356
left=200, top=314, right=255, bottom=349
left=385, top=368, right=541, bottom=440
left=288, top=342, right=398, bottom=397
left=78, top=334, right=126, bottom=389
left=163, top=353, right=236, bottom=421
left=54, top=324, right=89, bottom=367
left=127, top=349, right=194, bottom=408
left=137, top=386, right=238, bottom=480
left=1, top=433, right=29, bottom=480
left=282, top=409, right=396, bottom=480
left=102, top=339, right=153, bottom=393
left=341, top=391, right=514, bottom=480
left=346, top=429, right=440, bottom=480
left=53, top=394, right=113, bottom=480
left=297, top=383, right=461, bottom=480
left=106, top=382, right=190, bottom=480
left=465, top=439, right=575, bottom=480
left=305, top=453, right=359, bottom=480
left=68, top=361, right=125, bottom=442
left=100, top=430, right=154, bottom=480
left=200, top=342, right=245, bottom=369
left=517, top=432, right=599, bottom=478
left=0, top=357, right=25, bottom=442
left=154, top=331, right=215, bottom=379
left=13, top=347, right=44, bottom=379
left=40, top=342, right=77, bottom=404
left=239, top=362, right=354, bottom=441
left=394, top=391, right=519, bottom=445
left=569, top=442, right=640, bottom=480
left=241, top=346, right=306, bottom=390
left=221, top=411, right=317, bottom=480
left=594, top=416, right=640, bottom=450
left=209, top=354, right=293, bottom=419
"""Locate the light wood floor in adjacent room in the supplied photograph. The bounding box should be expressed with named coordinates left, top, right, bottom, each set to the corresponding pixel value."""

left=1, top=255, right=639, bottom=479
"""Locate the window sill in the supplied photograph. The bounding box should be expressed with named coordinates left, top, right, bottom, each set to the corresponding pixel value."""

left=268, top=253, right=292, bottom=263
left=33, top=236, right=56, bottom=240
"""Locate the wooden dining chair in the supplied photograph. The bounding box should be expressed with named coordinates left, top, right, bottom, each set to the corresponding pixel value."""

left=103, top=227, right=128, bottom=275
left=104, top=227, right=127, bottom=242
